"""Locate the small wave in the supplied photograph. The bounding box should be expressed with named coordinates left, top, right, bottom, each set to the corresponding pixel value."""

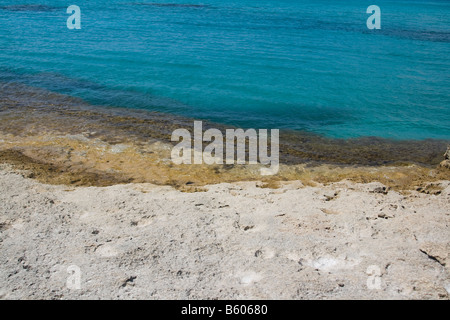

left=365, top=28, right=450, bottom=43
left=0, top=4, right=61, bottom=12
left=130, top=3, right=212, bottom=9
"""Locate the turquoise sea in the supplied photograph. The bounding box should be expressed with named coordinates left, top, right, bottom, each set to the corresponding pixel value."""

left=0, top=0, right=449, bottom=140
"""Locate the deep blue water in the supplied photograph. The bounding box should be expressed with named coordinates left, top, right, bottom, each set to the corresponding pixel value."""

left=0, top=0, right=449, bottom=140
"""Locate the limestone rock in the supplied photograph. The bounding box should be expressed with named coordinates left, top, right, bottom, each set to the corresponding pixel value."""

left=440, top=146, right=450, bottom=169
left=420, top=242, right=449, bottom=267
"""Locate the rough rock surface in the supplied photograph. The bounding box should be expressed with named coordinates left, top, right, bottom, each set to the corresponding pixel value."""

left=440, top=146, right=450, bottom=169
left=0, top=165, right=449, bottom=299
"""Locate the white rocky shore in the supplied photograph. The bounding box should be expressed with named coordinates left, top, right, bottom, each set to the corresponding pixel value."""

left=0, top=164, right=449, bottom=300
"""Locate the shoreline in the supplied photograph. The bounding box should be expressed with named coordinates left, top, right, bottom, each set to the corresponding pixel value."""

left=0, top=82, right=448, bottom=191
left=0, top=83, right=449, bottom=300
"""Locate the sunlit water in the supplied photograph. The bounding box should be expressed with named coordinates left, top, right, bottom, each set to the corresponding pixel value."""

left=0, top=0, right=449, bottom=140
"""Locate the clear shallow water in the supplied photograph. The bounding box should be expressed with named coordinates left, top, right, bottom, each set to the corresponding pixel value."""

left=0, top=0, right=449, bottom=140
